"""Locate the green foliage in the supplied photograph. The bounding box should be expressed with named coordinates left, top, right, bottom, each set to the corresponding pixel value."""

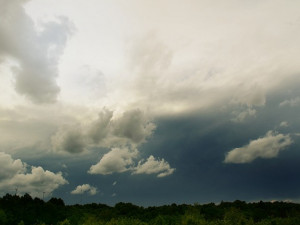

left=181, top=208, right=206, bottom=225
left=0, top=209, right=7, bottom=224
left=106, top=218, right=146, bottom=225
left=58, top=219, right=71, bottom=225
left=1, top=193, right=300, bottom=225
left=17, top=221, right=25, bottom=225
left=223, top=207, right=247, bottom=225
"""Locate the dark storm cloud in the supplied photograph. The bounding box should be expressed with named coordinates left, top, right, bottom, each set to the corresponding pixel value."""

left=22, top=84, right=300, bottom=205
left=129, top=89, right=300, bottom=204
left=0, top=0, right=73, bottom=103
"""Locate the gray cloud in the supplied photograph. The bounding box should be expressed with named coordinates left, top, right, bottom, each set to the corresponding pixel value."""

left=51, top=108, right=156, bottom=154
left=51, top=127, right=86, bottom=154
left=113, top=109, right=156, bottom=144
left=0, top=0, right=73, bottom=103
left=88, top=109, right=113, bottom=144
left=224, top=131, right=293, bottom=164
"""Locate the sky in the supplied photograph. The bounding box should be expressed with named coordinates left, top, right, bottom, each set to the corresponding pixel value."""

left=0, top=0, right=300, bottom=206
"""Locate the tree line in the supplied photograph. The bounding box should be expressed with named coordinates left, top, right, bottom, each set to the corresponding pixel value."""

left=1, top=193, right=300, bottom=225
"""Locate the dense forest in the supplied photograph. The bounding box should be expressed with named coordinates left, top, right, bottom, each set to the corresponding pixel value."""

left=1, top=194, right=300, bottom=225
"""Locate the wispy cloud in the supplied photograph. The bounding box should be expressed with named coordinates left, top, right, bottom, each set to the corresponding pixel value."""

left=279, top=97, right=300, bottom=107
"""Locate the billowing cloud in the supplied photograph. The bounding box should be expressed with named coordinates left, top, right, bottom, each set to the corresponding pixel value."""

left=0, top=0, right=73, bottom=103
left=113, top=109, right=156, bottom=144
left=89, top=109, right=113, bottom=144
left=0, top=152, right=68, bottom=197
left=0, top=151, right=26, bottom=180
left=71, top=184, right=97, bottom=195
left=51, top=108, right=156, bottom=154
left=51, top=126, right=86, bottom=154
left=88, top=147, right=138, bottom=175
left=224, top=131, right=293, bottom=163
left=88, top=148, right=175, bottom=178
left=133, top=155, right=175, bottom=178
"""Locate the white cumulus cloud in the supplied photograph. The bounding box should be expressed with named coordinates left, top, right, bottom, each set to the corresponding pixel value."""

left=88, top=147, right=138, bottom=175
left=133, top=155, right=175, bottom=178
left=0, top=152, right=68, bottom=197
left=88, top=149, right=175, bottom=178
left=224, top=131, right=293, bottom=163
left=71, top=184, right=97, bottom=195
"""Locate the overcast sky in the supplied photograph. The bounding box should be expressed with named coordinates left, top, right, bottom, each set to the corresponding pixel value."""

left=1, top=0, right=300, bottom=205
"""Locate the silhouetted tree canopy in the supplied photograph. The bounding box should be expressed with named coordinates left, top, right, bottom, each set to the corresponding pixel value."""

left=1, top=193, right=300, bottom=225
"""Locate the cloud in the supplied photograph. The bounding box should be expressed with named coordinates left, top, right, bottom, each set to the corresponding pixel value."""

left=113, top=109, right=156, bottom=144
left=279, top=97, right=300, bottom=107
left=88, top=148, right=175, bottom=178
left=231, top=107, right=256, bottom=123
left=71, top=184, right=97, bottom=195
left=88, top=147, right=138, bottom=175
left=51, top=108, right=156, bottom=154
left=133, top=155, right=175, bottom=178
left=0, top=152, right=68, bottom=197
left=224, top=131, right=293, bottom=163
left=0, top=105, right=85, bottom=156
left=51, top=126, right=86, bottom=154
left=0, top=0, right=73, bottom=103
left=279, top=121, right=289, bottom=128
left=0, top=152, right=26, bottom=180
left=232, top=84, right=266, bottom=107
left=117, top=33, right=271, bottom=116
left=88, top=109, right=113, bottom=144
